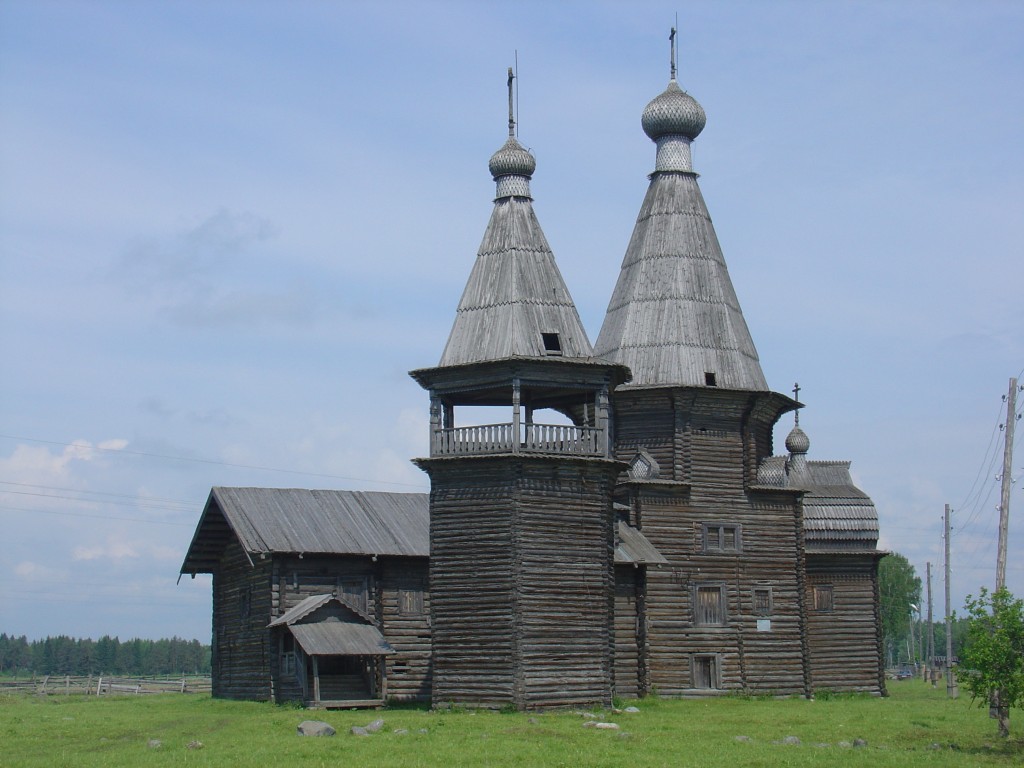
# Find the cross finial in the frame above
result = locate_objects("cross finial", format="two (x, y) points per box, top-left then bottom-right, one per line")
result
(793, 382), (801, 426)
(669, 26), (677, 81)
(507, 67), (515, 137)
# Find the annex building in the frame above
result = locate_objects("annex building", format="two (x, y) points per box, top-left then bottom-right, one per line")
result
(181, 58), (885, 710)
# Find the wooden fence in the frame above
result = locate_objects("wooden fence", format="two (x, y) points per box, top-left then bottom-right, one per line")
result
(0, 674), (212, 697)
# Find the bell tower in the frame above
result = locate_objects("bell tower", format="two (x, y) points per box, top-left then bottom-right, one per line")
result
(411, 70), (629, 709)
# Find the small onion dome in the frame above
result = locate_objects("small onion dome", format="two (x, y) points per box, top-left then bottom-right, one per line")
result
(785, 425), (811, 455)
(489, 136), (536, 180)
(641, 80), (706, 141)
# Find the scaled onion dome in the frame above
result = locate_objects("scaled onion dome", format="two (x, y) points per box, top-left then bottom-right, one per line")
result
(488, 136), (536, 180)
(785, 425), (811, 455)
(641, 79), (706, 141)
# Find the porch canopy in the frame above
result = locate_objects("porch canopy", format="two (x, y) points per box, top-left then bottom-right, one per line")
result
(289, 622), (396, 657)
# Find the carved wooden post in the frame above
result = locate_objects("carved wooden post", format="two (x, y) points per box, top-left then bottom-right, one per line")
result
(512, 378), (521, 453)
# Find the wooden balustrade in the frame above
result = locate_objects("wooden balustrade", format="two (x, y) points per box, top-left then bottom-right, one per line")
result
(432, 423), (602, 457)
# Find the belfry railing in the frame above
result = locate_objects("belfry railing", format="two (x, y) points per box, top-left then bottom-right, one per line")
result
(432, 423), (602, 457)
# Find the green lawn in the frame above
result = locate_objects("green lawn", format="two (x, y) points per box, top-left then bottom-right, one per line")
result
(1, 681), (1021, 767)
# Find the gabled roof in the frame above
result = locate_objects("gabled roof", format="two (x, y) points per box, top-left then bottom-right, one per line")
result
(267, 595), (396, 657)
(616, 521), (668, 565)
(180, 488), (429, 574)
(268, 592), (373, 628)
(438, 196), (594, 366)
(289, 622), (395, 657)
(181, 487), (661, 573)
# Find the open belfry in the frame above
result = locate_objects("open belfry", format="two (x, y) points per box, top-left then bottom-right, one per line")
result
(183, 36), (884, 710)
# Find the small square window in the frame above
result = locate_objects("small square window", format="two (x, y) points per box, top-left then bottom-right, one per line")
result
(398, 586), (424, 616)
(813, 584), (834, 612)
(704, 372), (717, 386)
(753, 587), (773, 617)
(702, 523), (741, 553)
(541, 332), (562, 355)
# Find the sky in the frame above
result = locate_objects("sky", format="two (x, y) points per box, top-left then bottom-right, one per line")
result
(1, 1), (1021, 643)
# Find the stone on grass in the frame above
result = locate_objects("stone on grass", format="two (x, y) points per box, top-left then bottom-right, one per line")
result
(852, 738), (867, 748)
(186, 740), (204, 750)
(623, 706), (640, 713)
(781, 736), (801, 746)
(297, 720), (336, 737)
(364, 719), (385, 733)
(734, 735), (752, 743)
(350, 726), (369, 737)
(393, 728), (409, 736)
(838, 741), (852, 749)
(147, 739), (162, 749)
(594, 722), (620, 730)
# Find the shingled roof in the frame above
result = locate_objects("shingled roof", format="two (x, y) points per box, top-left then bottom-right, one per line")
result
(180, 488), (430, 574)
(757, 456), (880, 552)
(181, 486), (664, 573)
(594, 78), (768, 391)
(437, 108), (593, 367)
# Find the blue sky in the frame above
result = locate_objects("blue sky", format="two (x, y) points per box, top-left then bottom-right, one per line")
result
(1, 1), (1021, 642)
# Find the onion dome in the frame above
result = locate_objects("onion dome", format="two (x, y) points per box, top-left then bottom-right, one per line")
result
(489, 137), (535, 179)
(641, 80), (706, 141)
(785, 425), (811, 455)
(489, 136), (535, 199)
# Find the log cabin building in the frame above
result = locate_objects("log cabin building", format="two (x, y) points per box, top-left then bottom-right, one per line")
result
(181, 55), (885, 709)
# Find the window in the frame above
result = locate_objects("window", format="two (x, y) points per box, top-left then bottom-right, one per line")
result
(692, 654), (720, 689)
(239, 586), (251, 620)
(628, 450), (659, 480)
(703, 523), (741, 553)
(281, 633), (296, 676)
(398, 586), (424, 616)
(694, 584), (727, 626)
(813, 584), (834, 612)
(704, 372), (717, 387)
(339, 578), (368, 613)
(541, 332), (562, 355)
(753, 587), (773, 617)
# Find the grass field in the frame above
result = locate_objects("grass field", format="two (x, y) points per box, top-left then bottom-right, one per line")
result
(1, 680), (1021, 767)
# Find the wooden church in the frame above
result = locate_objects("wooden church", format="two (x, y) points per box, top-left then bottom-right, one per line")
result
(181, 54), (885, 709)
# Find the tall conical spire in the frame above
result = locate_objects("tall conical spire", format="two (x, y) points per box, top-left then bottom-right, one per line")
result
(594, 33), (767, 391)
(437, 69), (593, 367)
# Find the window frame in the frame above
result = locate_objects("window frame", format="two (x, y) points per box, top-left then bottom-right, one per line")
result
(752, 586), (773, 617)
(693, 582), (728, 627)
(691, 653), (721, 689)
(812, 584), (834, 613)
(702, 522), (742, 553)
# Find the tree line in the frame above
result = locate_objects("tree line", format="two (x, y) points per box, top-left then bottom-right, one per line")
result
(0, 634), (211, 676)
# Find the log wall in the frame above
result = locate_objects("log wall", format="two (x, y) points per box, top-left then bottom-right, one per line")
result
(805, 554), (885, 695)
(612, 388), (808, 697)
(424, 455), (620, 709)
(211, 539), (273, 701)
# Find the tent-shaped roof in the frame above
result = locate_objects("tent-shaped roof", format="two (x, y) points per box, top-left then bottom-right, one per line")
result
(594, 79), (767, 391)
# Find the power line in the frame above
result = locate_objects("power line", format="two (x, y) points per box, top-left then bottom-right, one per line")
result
(0, 480), (195, 510)
(0, 433), (429, 490)
(0, 504), (193, 527)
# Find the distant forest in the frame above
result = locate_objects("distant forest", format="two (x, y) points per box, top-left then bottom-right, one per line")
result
(0, 634), (211, 676)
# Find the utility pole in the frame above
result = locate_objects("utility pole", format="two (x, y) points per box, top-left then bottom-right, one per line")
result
(996, 376), (1018, 591)
(927, 561), (935, 679)
(944, 503), (957, 698)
